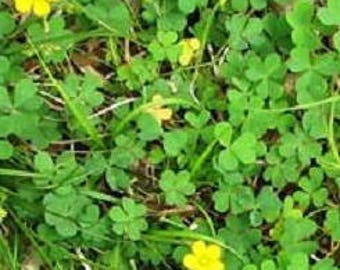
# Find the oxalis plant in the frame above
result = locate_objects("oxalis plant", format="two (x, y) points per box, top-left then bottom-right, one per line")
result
(0, 0), (339, 269)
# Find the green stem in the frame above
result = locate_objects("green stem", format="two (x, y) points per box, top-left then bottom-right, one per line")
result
(328, 94), (340, 164)
(146, 230), (245, 263)
(194, 202), (216, 237)
(0, 168), (43, 178)
(190, 3), (220, 104)
(257, 95), (340, 113)
(190, 139), (218, 179)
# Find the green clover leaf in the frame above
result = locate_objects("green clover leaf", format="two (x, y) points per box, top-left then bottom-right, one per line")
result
(318, 0), (340, 26)
(294, 168), (328, 209)
(324, 209), (340, 241)
(286, 0), (320, 49)
(110, 135), (145, 169)
(109, 198), (148, 240)
(257, 186), (282, 222)
(0, 79), (59, 147)
(0, 12), (15, 38)
(160, 170), (195, 206)
(178, 0), (206, 14)
(86, 0), (132, 36)
(231, 132), (258, 164)
(163, 130), (188, 157)
(43, 186), (93, 238)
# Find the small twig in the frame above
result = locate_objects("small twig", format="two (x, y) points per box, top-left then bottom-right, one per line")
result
(89, 97), (137, 119)
(207, 44), (219, 76)
(150, 205), (196, 217)
(310, 254), (321, 262)
(124, 39), (131, 63)
(51, 133), (108, 145)
(218, 46), (229, 69)
(76, 248), (92, 270)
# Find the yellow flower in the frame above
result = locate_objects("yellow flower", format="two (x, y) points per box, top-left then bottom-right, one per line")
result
(0, 207), (7, 223)
(179, 38), (201, 66)
(145, 95), (172, 123)
(183, 241), (224, 270)
(14, 0), (58, 17)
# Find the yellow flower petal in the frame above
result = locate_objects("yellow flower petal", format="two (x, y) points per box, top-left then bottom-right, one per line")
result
(208, 260), (224, 270)
(179, 51), (194, 66)
(33, 0), (51, 17)
(145, 95), (173, 123)
(206, 244), (222, 260)
(187, 38), (200, 50)
(15, 0), (34, 13)
(183, 254), (199, 270)
(154, 108), (172, 121)
(0, 207), (7, 219)
(178, 38), (200, 66)
(192, 241), (206, 257)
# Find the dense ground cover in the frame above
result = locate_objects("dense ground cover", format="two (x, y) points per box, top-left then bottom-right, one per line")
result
(0, 0), (339, 269)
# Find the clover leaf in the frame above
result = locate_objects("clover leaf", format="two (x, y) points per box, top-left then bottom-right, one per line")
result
(218, 132), (263, 172)
(28, 16), (73, 63)
(0, 12), (15, 38)
(137, 113), (163, 141)
(265, 147), (300, 188)
(160, 170), (195, 206)
(271, 198), (317, 254)
(245, 53), (285, 98)
(231, 0), (249, 12)
(86, 0), (132, 36)
(43, 186), (93, 238)
(217, 215), (261, 258)
(294, 168), (328, 209)
(318, 0), (340, 26)
(109, 198), (148, 240)
(214, 122), (233, 147)
(0, 79), (59, 147)
(278, 127), (322, 166)
(148, 31), (180, 63)
(257, 186), (282, 222)
(110, 135), (145, 169)
(324, 209), (340, 241)
(213, 183), (255, 214)
(163, 130), (188, 157)
(178, 0), (206, 14)
(231, 132), (258, 164)
(286, 0), (320, 50)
